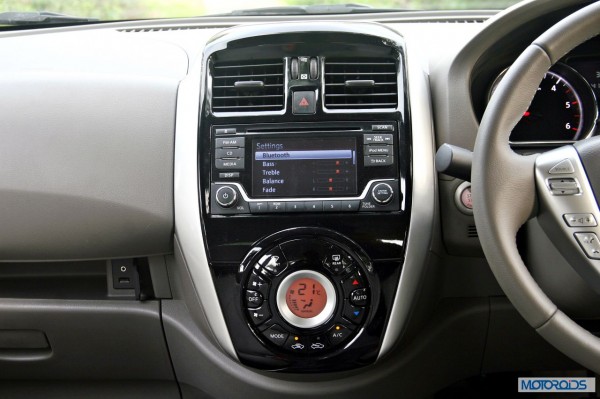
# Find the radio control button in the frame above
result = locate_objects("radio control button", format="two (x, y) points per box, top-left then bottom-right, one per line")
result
(215, 158), (245, 170)
(364, 145), (392, 155)
(364, 155), (394, 167)
(215, 186), (237, 208)
(304, 201), (323, 212)
(341, 200), (360, 212)
(364, 133), (393, 144)
(216, 148), (244, 158)
(214, 127), (237, 135)
(286, 202), (305, 212)
(249, 201), (268, 213)
(262, 325), (289, 347)
(371, 183), (394, 204)
(218, 172), (240, 179)
(371, 124), (394, 131)
(244, 290), (264, 309)
(216, 137), (245, 148)
(323, 201), (342, 212)
(267, 201), (285, 213)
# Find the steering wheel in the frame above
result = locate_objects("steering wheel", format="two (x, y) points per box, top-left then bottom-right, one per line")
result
(473, 1), (600, 373)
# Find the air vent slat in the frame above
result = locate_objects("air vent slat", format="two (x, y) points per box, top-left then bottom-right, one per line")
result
(211, 58), (285, 113)
(324, 57), (398, 111)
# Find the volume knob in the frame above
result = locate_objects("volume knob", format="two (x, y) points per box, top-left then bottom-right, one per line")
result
(215, 186), (237, 208)
(371, 182), (394, 205)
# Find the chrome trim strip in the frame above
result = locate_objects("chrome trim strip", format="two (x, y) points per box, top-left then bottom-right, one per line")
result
(174, 34), (237, 359)
(378, 39), (436, 358)
(214, 179), (395, 203)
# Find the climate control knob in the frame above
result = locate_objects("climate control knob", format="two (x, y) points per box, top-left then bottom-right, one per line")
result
(215, 186), (237, 208)
(371, 182), (394, 205)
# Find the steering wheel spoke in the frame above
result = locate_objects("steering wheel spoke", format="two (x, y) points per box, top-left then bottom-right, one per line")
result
(536, 144), (600, 294)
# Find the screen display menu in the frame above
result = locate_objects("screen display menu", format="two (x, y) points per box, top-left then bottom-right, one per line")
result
(252, 137), (357, 198)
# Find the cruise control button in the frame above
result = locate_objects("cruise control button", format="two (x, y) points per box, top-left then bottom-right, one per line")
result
(248, 305), (271, 326)
(548, 178), (580, 195)
(247, 273), (269, 297)
(564, 213), (597, 227)
(343, 302), (366, 324)
(263, 325), (289, 347)
(549, 159), (575, 174)
(349, 288), (370, 307)
(574, 233), (600, 260)
(244, 290), (263, 308)
(328, 324), (352, 346)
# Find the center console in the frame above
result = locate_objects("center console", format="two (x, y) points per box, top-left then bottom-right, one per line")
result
(196, 24), (412, 372)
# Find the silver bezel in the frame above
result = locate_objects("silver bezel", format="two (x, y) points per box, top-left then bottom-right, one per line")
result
(276, 270), (337, 329)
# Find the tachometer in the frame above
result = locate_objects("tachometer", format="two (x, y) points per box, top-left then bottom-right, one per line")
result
(489, 63), (598, 145)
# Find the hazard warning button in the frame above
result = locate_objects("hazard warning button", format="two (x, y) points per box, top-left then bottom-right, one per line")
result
(292, 91), (316, 115)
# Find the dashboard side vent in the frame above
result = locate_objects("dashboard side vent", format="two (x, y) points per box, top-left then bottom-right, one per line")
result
(467, 225), (478, 238)
(324, 58), (398, 110)
(211, 59), (285, 113)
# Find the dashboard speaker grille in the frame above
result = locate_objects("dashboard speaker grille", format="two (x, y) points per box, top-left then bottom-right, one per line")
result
(211, 59), (285, 113)
(324, 58), (398, 110)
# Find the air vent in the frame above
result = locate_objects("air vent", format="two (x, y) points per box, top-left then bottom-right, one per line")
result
(324, 58), (398, 110)
(211, 59), (285, 113)
(467, 225), (478, 238)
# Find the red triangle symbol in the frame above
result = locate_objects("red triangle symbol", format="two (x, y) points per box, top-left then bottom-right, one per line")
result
(299, 97), (309, 107)
(352, 279), (359, 286)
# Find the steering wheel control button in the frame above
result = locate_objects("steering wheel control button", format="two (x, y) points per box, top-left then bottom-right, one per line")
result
(549, 158), (575, 174)
(276, 270), (337, 329)
(349, 288), (369, 307)
(548, 178), (580, 195)
(215, 186), (237, 208)
(343, 303), (365, 324)
(564, 214), (597, 227)
(371, 183), (394, 204)
(248, 305), (271, 326)
(244, 290), (264, 308)
(263, 325), (289, 347)
(328, 324), (352, 346)
(574, 233), (600, 259)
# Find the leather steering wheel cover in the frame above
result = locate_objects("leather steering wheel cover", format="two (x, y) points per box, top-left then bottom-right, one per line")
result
(472, 1), (600, 373)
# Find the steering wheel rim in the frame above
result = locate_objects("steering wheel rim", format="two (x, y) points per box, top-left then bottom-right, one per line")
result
(472, 1), (600, 373)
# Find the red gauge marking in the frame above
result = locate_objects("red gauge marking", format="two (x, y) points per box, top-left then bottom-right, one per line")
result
(523, 111), (531, 117)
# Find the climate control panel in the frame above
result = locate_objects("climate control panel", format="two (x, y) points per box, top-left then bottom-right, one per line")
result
(238, 232), (376, 362)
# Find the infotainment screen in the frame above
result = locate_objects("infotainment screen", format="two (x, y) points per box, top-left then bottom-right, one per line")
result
(252, 138), (357, 198)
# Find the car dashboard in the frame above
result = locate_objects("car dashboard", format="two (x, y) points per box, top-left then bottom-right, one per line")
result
(0, 1), (598, 398)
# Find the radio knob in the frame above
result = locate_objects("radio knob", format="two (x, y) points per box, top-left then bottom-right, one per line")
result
(215, 186), (238, 208)
(371, 183), (394, 205)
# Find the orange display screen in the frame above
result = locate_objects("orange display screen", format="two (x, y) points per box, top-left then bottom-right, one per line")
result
(285, 277), (327, 318)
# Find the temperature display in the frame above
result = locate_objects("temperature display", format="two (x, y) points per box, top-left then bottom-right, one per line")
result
(285, 277), (328, 319)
